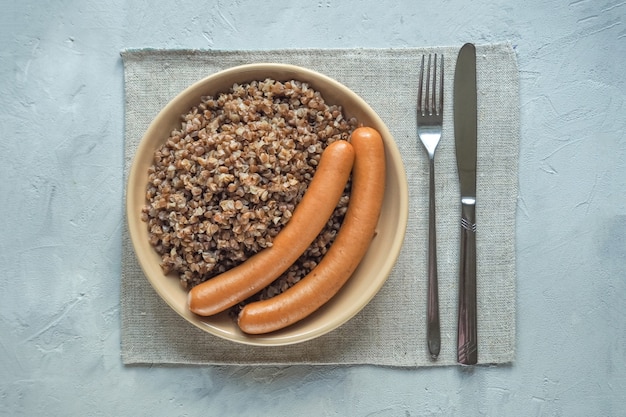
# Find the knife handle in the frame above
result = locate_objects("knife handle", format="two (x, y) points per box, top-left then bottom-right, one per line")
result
(458, 200), (478, 365)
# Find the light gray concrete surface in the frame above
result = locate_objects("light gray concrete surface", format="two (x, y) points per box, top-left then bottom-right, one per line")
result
(1, 0), (625, 415)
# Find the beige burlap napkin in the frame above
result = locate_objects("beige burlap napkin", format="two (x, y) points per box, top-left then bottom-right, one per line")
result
(121, 44), (518, 366)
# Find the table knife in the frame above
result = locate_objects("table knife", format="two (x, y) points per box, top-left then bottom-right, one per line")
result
(454, 43), (478, 365)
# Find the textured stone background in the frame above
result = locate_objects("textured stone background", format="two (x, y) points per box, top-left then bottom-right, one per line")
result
(1, 0), (624, 415)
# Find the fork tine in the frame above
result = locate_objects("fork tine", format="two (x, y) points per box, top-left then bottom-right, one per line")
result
(417, 55), (425, 114)
(431, 54), (437, 115)
(438, 55), (444, 115)
(426, 54), (432, 115)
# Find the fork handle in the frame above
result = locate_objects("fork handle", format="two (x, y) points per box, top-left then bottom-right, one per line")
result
(457, 201), (478, 365)
(427, 158), (440, 359)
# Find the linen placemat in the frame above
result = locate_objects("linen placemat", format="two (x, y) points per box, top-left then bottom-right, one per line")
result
(121, 44), (518, 366)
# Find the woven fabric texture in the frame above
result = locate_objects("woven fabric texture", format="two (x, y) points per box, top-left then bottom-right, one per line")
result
(121, 44), (519, 366)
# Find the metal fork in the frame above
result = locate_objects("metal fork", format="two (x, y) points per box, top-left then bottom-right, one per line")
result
(417, 53), (444, 359)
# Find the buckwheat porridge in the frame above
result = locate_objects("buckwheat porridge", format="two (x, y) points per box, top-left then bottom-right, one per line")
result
(141, 78), (357, 310)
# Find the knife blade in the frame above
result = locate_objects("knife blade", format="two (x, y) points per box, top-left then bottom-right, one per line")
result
(454, 42), (478, 365)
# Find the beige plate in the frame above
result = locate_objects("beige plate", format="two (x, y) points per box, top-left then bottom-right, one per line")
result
(126, 63), (408, 346)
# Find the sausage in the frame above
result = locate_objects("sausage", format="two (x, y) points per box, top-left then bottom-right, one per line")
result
(237, 126), (386, 334)
(188, 139), (355, 316)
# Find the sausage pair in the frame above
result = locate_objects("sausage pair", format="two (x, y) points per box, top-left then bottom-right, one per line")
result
(188, 127), (386, 334)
